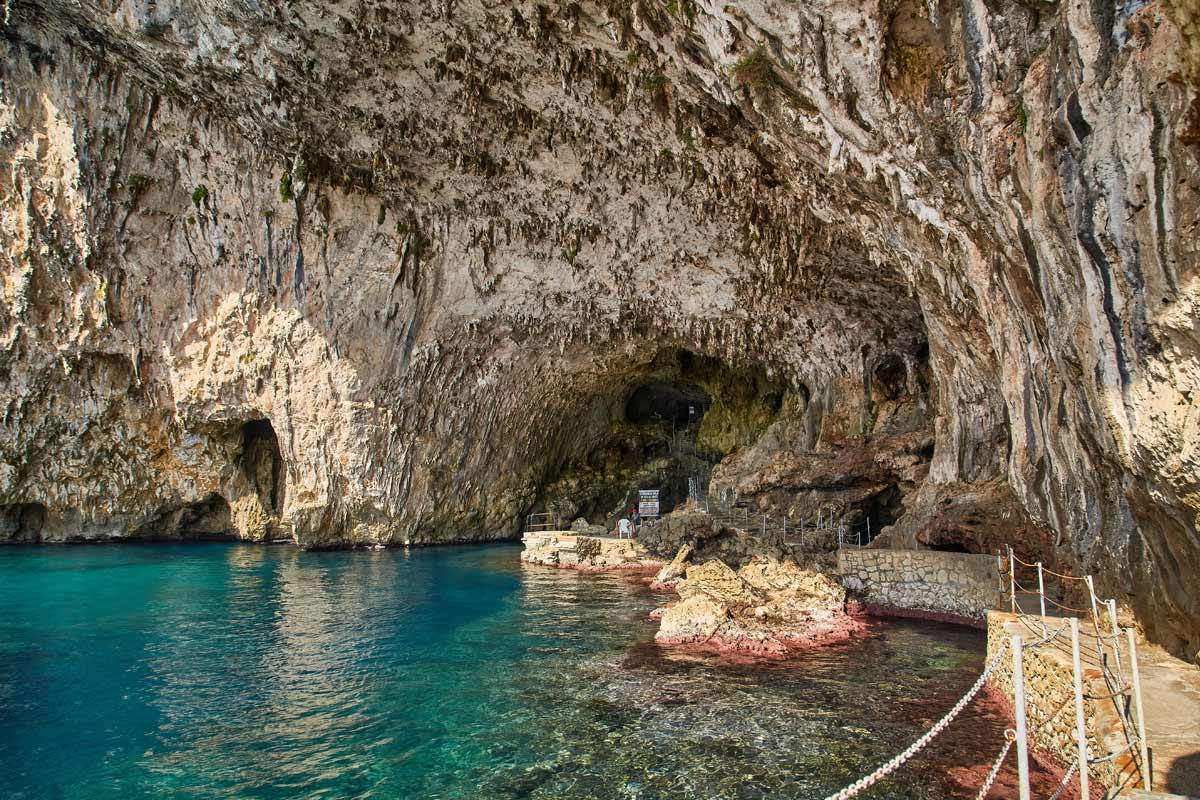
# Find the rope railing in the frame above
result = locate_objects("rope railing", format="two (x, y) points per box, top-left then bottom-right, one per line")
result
(974, 731), (1016, 800)
(822, 640), (1010, 800)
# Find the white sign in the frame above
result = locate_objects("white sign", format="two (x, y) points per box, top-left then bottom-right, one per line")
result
(638, 489), (660, 517)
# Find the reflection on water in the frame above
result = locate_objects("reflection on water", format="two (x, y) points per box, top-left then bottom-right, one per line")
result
(0, 544), (1000, 799)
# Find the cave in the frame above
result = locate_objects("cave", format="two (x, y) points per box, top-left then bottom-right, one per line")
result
(0, 503), (47, 543)
(872, 356), (907, 401)
(861, 485), (904, 544)
(176, 494), (234, 539)
(624, 382), (710, 426)
(241, 419), (284, 516)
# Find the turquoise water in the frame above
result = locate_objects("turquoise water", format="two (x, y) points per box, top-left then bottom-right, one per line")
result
(0, 543), (1004, 799)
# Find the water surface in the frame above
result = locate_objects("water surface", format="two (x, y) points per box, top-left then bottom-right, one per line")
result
(0, 543), (1003, 799)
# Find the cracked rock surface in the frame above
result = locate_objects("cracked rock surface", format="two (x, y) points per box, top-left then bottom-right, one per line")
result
(1, 1), (1199, 660)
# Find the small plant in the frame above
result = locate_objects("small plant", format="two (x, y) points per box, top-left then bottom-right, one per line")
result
(262, 209), (274, 220)
(1014, 98), (1028, 135)
(731, 47), (775, 90)
(625, 49), (640, 66)
(127, 174), (151, 193)
(191, 185), (208, 207)
(644, 73), (668, 93)
(279, 173), (294, 203)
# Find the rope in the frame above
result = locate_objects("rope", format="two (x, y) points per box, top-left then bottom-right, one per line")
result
(1089, 738), (1138, 765)
(1040, 567), (1088, 582)
(1046, 762), (1079, 800)
(1084, 683), (1131, 701)
(1041, 595), (1095, 615)
(974, 731), (1015, 800)
(1010, 552), (1041, 568)
(822, 642), (1009, 800)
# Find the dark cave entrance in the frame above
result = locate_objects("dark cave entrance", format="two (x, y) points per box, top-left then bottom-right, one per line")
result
(861, 484), (904, 543)
(241, 419), (285, 515)
(177, 493), (234, 539)
(0, 502), (47, 542)
(624, 381), (711, 427)
(928, 541), (972, 553)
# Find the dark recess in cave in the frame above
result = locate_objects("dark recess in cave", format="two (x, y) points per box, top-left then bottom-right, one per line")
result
(0, 502), (47, 542)
(241, 419), (285, 515)
(624, 381), (711, 425)
(177, 493), (234, 539)
(872, 355), (907, 400)
(928, 541), (972, 553)
(862, 484), (904, 542)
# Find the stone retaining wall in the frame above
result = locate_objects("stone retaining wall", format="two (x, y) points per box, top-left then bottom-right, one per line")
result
(838, 548), (1003, 621)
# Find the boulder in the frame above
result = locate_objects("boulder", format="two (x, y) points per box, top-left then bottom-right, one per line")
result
(650, 543), (693, 588)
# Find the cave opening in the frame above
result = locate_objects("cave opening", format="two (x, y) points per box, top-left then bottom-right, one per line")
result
(862, 484), (904, 543)
(624, 381), (711, 427)
(0, 502), (47, 542)
(537, 350), (788, 531)
(928, 541), (971, 553)
(176, 494), (234, 539)
(241, 419), (285, 516)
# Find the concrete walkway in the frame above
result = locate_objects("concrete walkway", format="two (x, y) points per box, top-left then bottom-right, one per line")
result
(1135, 641), (1200, 795)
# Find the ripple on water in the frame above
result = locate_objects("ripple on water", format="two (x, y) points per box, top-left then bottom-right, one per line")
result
(0, 544), (1032, 800)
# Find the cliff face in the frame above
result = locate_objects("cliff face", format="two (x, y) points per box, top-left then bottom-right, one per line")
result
(1, 1), (1197, 658)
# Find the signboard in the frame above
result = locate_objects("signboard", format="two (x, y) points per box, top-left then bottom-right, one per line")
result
(638, 489), (660, 518)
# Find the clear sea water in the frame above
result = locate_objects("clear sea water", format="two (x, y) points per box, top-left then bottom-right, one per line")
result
(0, 543), (1031, 799)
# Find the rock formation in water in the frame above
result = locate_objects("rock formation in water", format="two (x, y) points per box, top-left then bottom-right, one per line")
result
(1, 2), (1198, 660)
(655, 556), (862, 655)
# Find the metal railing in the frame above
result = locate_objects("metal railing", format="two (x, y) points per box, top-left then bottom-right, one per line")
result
(1000, 546), (1152, 796)
(524, 512), (561, 533)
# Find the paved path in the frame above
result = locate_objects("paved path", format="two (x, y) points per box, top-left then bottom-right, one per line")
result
(1135, 641), (1200, 795)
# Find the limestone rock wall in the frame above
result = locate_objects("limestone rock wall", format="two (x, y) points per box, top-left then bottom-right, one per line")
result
(0, 1), (1198, 658)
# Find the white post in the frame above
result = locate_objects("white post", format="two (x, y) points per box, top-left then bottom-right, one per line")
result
(762, 515), (767, 536)
(1107, 599), (1124, 679)
(997, 553), (1004, 594)
(1070, 619), (1091, 800)
(1126, 628), (1151, 790)
(867, 516), (871, 543)
(1036, 562), (1046, 618)
(1086, 576), (1099, 620)
(1012, 635), (1032, 800)
(1009, 547), (1017, 614)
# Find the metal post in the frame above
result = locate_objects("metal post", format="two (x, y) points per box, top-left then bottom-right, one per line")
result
(762, 515), (766, 536)
(1086, 576), (1099, 620)
(1107, 599), (1124, 679)
(1126, 627), (1151, 790)
(1070, 619), (1091, 800)
(1012, 635), (1032, 800)
(1009, 547), (1017, 614)
(1037, 562), (1046, 618)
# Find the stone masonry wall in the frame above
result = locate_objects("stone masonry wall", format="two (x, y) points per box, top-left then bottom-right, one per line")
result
(986, 611), (1134, 791)
(838, 549), (1003, 621)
